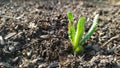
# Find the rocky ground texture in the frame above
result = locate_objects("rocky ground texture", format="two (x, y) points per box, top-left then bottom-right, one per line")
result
(0, 0), (120, 68)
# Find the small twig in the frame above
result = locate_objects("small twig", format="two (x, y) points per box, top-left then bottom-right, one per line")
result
(0, 14), (24, 20)
(0, 15), (15, 19)
(100, 35), (120, 48)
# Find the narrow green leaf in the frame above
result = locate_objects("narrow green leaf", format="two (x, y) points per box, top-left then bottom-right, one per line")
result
(67, 12), (75, 44)
(67, 12), (74, 23)
(79, 14), (99, 45)
(73, 17), (86, 48)
(68, 23), (75, 43)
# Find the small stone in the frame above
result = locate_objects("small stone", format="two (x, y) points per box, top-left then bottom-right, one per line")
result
(8, 46), (16, 52)
(38, 63), (48, 68)
(0, 36), (4, 45)
(27, 50), (32, 58)
(31, 57), (43, 64)
(11, 57), (20, 64)
(40, 35), (50, 39)
(28, 22), (37, 29)
(50, 30), (55, 34)
(49, 62), (59, 68)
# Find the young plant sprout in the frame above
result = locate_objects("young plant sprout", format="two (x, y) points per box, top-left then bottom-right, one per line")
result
(67, 12), (99, 53)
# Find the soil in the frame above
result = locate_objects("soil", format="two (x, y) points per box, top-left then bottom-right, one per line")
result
(0, 0), (120, 68)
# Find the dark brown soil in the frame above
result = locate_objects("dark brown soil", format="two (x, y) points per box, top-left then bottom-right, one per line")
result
(0, 0), (120, 68)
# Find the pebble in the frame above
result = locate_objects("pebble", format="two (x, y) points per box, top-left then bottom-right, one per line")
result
(40, 35), (50, 39)
(38, 63), (48, 68)
(0, 36), (4, 45)
(8, 46), (16, 52)
(31, 57), (43, 64)
(49, 62), (59, 68)
(11, 57), (20, 64)
(27, 50), (32, 58)
(49, 30), (55, 34)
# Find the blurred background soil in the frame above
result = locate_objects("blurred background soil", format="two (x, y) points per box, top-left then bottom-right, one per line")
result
(0, 0), (120, 68)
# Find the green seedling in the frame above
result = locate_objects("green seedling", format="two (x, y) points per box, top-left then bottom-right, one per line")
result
(67, 12), (99, 53)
